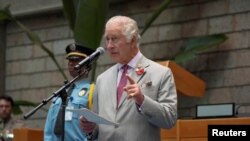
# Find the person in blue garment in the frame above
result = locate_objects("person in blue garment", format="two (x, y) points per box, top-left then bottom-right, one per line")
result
(44, 43), (95, 141)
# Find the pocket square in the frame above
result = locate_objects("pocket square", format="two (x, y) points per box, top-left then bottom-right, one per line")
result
(141, 81), (152, 88)
(145, 81), (152, 87)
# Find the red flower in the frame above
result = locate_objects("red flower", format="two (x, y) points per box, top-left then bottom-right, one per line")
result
(136, 66), (144, 76)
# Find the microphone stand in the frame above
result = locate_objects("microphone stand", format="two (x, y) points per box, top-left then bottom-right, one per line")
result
(24, 68), (87, 141)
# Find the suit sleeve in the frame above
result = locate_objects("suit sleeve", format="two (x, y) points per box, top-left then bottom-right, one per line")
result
(139, 68), (177, 129)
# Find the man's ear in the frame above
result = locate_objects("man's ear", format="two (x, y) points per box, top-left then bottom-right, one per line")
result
(131, 35), (137, 45)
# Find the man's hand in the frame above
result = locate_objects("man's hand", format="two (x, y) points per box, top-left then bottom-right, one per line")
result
(79, 116), (96, 134)
(124, 74), (144, 105)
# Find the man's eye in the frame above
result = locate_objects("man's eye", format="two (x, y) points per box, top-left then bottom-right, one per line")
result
(111, 37), (119, 43)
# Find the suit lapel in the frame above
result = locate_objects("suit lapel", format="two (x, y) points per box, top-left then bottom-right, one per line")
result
(109, 65), (119, 110)
(133, 56), (150, 84)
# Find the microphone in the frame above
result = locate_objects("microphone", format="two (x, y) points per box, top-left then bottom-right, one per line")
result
(74, 47), (105, 70)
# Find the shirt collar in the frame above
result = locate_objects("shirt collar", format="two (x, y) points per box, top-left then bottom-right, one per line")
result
(74, 79), (89, 88)
(117, 51), (142, 71)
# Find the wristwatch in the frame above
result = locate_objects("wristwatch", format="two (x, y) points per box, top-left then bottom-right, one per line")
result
(87, 132), (93, 140)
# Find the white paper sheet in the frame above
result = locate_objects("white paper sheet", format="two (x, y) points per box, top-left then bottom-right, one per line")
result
(67, 108), (118, 126)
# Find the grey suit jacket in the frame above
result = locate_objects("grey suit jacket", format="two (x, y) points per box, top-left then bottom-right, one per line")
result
(92, 56), (177, 141)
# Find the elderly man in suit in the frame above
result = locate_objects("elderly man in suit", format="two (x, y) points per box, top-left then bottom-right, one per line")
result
(80, 15), (177, 141)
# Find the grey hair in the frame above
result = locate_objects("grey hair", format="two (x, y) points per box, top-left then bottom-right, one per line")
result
(106, 16), (141, 48)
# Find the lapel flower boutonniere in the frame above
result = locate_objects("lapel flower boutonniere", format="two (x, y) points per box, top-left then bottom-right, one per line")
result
(136, 64), (145, 76)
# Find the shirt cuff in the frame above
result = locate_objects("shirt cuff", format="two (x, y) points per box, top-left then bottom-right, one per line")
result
(136, 103), (143, 112)
(87, 132), (93, 140)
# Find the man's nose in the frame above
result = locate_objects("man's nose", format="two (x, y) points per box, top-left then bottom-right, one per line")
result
(106, 41), (115, 50)
(1, 106), (7, 110)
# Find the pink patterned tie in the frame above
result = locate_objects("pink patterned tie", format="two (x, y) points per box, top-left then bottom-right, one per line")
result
(117, 65), (129, 106)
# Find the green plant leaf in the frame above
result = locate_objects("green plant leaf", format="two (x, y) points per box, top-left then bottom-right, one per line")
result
(184, 34), (228, 51)
(12, 100), (48, 115)
(141, 0), (172, 35)
(0, 5), (11, 21)
(12, 106), (23, 115)
(16, 20), (67, 79)
(0, 10), (10, 21)
(174, 34), (228, 63)
(62, 0), (76, 30)
(73, 0), (108, 50)
(12, 100), (38, 115)
(0, 6), (67, 79)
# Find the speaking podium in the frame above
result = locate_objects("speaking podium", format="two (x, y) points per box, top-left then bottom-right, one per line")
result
(158, 61), (206, 97)
(13, 128), (43, 141)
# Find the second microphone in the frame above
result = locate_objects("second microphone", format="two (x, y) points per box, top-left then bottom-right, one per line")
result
(74, 47), (105, 70)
